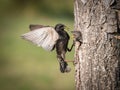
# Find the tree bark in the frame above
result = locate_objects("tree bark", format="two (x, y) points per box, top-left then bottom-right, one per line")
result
(74, 0), (120, 90)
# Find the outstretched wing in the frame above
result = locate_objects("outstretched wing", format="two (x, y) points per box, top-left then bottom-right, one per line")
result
(29, 24), (49, 31)
(21, 26), (59, 51)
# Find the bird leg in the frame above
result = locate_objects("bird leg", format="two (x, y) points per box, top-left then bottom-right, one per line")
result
(67, 40), (75, 52)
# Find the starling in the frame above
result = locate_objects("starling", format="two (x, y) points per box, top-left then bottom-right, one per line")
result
(71, 30), (82, 43)
(21, 23), (74, 73)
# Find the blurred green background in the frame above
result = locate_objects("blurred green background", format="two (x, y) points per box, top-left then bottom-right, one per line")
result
(0, 0), (75, 90)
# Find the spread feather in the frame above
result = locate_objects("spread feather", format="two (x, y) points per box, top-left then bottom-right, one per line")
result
(21, 27), (59, 51)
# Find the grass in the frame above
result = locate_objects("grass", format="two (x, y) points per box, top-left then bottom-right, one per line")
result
(0, 15), (75, 90)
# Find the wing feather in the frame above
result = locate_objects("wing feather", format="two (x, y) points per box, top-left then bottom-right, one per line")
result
(21, 27), (59, 51)
(29, 24), (49, 31)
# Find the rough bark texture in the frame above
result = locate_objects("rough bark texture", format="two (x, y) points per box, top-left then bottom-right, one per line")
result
(74, 0), (120, 90)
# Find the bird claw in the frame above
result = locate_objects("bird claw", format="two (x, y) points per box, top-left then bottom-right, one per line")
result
(65, 60), (76, 66)
(73, 60), (78, 65)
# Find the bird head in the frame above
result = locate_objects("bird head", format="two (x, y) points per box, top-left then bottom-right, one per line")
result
(55, 24), (69, 32)
(55, 23), (65, 31)
(71, 31), (83, 43)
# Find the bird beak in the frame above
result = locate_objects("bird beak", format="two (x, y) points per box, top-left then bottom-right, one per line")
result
(64, 26), (70, 31)
(72, 35), (75, 38)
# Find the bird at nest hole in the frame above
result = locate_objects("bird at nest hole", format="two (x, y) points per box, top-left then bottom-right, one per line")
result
(21, 23), (74, 73)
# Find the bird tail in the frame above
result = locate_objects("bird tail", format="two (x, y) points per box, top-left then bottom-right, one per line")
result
(59, 60), (71, 73)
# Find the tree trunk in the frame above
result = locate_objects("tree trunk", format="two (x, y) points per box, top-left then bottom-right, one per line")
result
(74, 0), (120, 90)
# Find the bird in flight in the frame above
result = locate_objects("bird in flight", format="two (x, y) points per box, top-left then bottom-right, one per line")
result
(21, 23), (74, 73)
